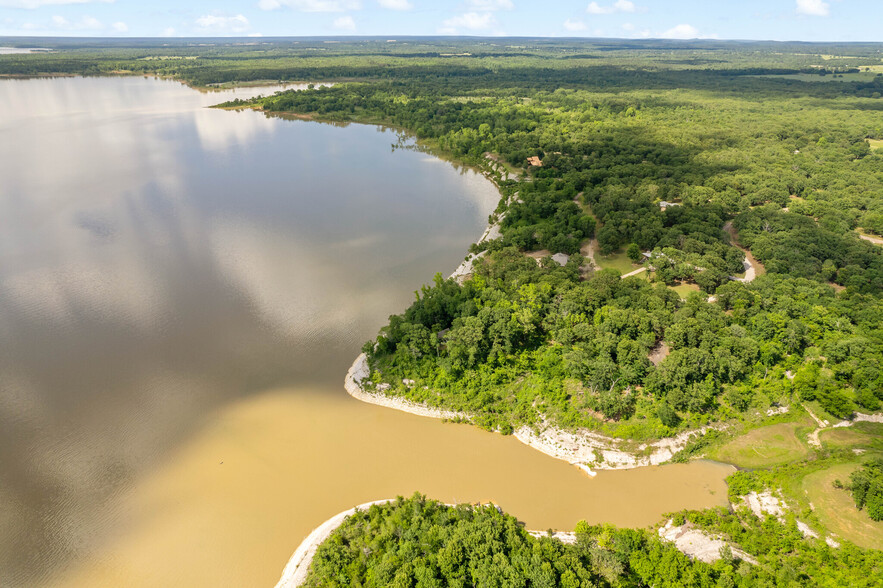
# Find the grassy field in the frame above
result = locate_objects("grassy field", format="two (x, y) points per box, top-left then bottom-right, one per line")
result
(820, 427), (875, 450)
(870, 139), (883, 151)
(669, 282), (700, 299)
(803, 463), (883, 550)
(711, 421), (811, 468)
(596, 250), (641, 274)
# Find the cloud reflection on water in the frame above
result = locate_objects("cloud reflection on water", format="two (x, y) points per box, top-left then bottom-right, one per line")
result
(0, 75), (498, 586)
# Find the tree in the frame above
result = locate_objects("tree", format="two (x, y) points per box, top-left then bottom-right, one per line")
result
(849, 460), (883, 521)
(657, 403), (680, 427)
(627, 242), (642, 264)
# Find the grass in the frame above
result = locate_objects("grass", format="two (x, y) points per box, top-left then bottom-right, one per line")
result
(669, 282), (700, 299)
(818, 422), (883, 452)
(803, 400), (840, 425)
(803, 463), (883, 550)
(710, 421), (810, 469)
(869, 139), (883, 151)
(820, 427), (874, 450)
(596, 250), (641, 274)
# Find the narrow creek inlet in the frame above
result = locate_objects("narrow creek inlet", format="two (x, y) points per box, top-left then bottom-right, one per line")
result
(0, 76), (732, 588)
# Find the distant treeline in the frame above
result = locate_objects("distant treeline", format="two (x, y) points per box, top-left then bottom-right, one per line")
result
(7, 37), (882, 437)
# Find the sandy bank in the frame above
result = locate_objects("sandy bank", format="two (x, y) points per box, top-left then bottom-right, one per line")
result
(448, 219), (502, 284)
(274, 500), (392, 588)
(345, 354), (469, 420)
(658, 519), (758, 565)
(514, 422), (715, 473)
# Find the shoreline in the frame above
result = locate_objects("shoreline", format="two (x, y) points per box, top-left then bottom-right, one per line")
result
(345, 353), (714, 475)
(275, 499), (576, 588)
(344, 354), (469, 420)
(339, 147), (716, 474)
(274, 500), (393, 588)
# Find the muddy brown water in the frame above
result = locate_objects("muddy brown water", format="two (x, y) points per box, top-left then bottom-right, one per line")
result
(0, 76), (732, 587)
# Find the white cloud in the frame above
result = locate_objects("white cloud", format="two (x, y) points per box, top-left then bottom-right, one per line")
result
(195, 14), (250, 34)
(378, 0), (411, 9)
(333, 15), (356, 30)
(466, 0), (513, 10)
(161, 27), (176, 37)
(621, 22), (634, 31)
(0, 0), (113, 8)
(80, 15), (101, 28)
(659, 23), (714, 39)
(441, 11), (494, 31)
(259, 0), (361, 11)
(563, 19), (587, 32)
(49, 14), (103, 30)
(111, 21), (127, 32)
(587, 0), (635, 14)
(796, 0), (829, 16)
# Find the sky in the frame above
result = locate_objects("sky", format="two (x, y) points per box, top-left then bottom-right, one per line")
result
(0, 0), (881, 42)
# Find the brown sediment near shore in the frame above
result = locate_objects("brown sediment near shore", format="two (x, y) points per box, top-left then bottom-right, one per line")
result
(345, 353), (717, 476)
(335, 136), (730, 475)
(274, 500), (393, 588)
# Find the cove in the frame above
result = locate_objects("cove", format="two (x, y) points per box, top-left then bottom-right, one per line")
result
(0, 76), (732, 587)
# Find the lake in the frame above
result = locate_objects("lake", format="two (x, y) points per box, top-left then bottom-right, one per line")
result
(0, 76), (733, 587)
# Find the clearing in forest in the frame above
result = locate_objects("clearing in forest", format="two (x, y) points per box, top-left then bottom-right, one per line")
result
(820, 422), (883, 451)
(711, 421), (810, 468)
(803, 463), (883, 550)
(595, 250), (641, 274)
(669, 282), (700, 299)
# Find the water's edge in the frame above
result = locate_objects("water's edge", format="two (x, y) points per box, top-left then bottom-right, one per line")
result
(275, 499), (577, 588)
(344, 353), (716, 476)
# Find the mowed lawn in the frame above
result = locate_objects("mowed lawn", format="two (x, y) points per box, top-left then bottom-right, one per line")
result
(869, 139), (883, 151)
(711, 422), (810, 468)
(803, 463), (883, 550)
(596, 250), (642, 274)
(670, 282), (700, 299)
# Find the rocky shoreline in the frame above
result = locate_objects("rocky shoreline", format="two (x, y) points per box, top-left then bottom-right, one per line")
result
(345, 353), (714, 475)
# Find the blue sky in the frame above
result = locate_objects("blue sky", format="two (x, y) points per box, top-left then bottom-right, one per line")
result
(0, 0), (880, 42)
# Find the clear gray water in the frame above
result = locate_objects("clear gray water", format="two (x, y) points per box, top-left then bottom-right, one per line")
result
(0, 76), (500, 585)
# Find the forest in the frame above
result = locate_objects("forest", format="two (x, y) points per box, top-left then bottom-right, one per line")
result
(213, 39), (883, 438)
(304, 493), (883, 587)
(7, 42), (880, 412)
(5, 36), (882, 581)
